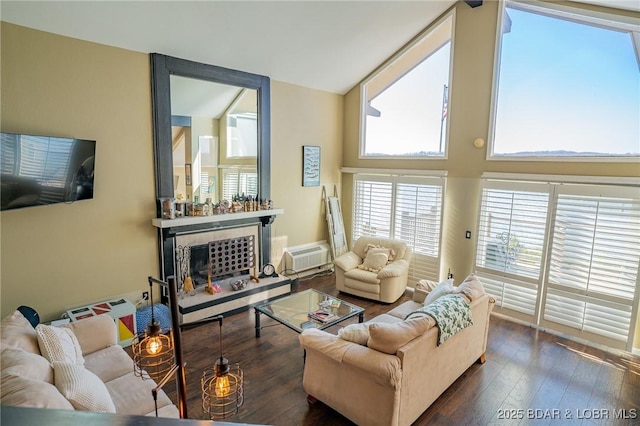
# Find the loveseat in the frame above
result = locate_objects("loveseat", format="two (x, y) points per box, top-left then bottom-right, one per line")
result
(299, 274), (494, 426)
(0, 310), (179, 418)
(334, 236), (412, 303)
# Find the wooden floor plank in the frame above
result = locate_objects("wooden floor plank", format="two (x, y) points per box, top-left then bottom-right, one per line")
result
(156, 272), (640, 425)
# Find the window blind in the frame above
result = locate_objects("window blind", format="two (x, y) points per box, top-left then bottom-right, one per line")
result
(475, 181), (550, 322)
(542, 185), (640, 349)
(353, 174), (444, 283)
(222, 168), (257, 201)
(475, 177), (640, 351)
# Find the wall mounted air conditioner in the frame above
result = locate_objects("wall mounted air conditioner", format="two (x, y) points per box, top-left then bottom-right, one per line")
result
(283, 241), (331, 275)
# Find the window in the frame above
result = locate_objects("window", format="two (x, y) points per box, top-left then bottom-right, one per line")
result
(360, 13), (454, 158)
(475, 176), (640, 351)
(221, 167), (257, 201)
(490, 1), (640, 160)
(543, 186), (640, 344)
(226, 112), (257, 158)
(475, 181), (551, 321)
(352, 174), (445, 283)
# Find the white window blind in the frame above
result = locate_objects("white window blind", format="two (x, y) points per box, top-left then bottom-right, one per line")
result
(475, 177), (640, 351)
(353, 174), (444, 283)
(353, 177), (393, 238)
(199, 172), (209, 202)
(475, 181), (550, 322)
(222, 168), (257, 201)
(542, 185), (640, 349)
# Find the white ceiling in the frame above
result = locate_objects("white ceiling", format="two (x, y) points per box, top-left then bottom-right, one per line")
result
(2, 1), (638, 95)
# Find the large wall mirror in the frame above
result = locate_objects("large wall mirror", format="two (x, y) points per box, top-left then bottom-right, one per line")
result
(151, 53), (270, 203)
(170, 76), (258, 204)
(150, 53), (271, 265)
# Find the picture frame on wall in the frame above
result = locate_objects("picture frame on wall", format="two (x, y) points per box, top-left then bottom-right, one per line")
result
(302, 145), (320, 187)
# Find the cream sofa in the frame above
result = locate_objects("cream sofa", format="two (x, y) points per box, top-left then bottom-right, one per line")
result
(0, 310), (179, 418)
(334, 236), (412, 303)
(299, 275), (494, 426)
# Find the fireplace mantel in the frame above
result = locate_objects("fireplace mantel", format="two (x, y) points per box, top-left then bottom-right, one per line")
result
(151, 208), (284, 229)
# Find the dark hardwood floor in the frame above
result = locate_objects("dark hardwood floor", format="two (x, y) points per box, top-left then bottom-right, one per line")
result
(164, 272), (640, 425)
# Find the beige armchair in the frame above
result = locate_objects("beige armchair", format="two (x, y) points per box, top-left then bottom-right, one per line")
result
(333, 236), (412, 303)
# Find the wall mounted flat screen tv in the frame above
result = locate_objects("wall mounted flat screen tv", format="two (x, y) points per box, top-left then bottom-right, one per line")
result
(1, 132), (96, 211)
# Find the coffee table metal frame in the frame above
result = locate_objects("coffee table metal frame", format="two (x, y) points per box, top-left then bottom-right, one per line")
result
(254, 289), (364, 337)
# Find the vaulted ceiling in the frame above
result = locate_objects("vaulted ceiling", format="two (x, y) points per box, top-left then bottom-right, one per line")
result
(2, 1), (638, 95)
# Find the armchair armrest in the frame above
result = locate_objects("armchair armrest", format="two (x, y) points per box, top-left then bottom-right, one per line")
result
(377, 259), (409, 279)
(62, 314), (118, 356)
(333, 251), (362, 272)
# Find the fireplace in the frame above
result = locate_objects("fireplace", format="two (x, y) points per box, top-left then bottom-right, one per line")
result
(152, 210), (290, 323)
(174, 226), (259, 290)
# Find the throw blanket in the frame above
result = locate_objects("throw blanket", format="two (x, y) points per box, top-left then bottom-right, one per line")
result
(405, 294), (473, 346)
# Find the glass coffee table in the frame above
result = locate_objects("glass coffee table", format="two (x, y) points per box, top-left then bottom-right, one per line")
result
(254, 289), (364, 337)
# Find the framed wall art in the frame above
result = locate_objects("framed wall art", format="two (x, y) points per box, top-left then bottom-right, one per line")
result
(302, 145), (320, 187)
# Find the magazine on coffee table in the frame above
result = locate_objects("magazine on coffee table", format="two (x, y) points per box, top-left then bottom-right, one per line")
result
(308, 309), (337, 323)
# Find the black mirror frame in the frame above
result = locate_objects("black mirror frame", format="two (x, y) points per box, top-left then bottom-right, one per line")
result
(150, 53), (272, 267)
(150, 53), (270, 202)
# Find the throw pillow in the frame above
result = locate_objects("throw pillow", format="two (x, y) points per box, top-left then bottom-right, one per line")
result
(0, 346), (54, 383)
(423, 278), (454, 306)
(367, 317), (433, 354)
(0, 373), (75, 410)
(52, 361), (116, 413)
(358, 250), (389, 273)
(0, 311), (40, 354)
(365, 244), (396, 261)
(415, 279), (439, 292)
(337, 323), (370, 345)
(35, 324), (84, 366)
(358, 244), (397, 273)
(454, 273), (486, 302)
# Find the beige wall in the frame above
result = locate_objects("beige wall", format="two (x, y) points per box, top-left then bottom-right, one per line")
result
(0, 23), (344, 322)
(0, 23), (157, 321)
(270, 80), (344, 268)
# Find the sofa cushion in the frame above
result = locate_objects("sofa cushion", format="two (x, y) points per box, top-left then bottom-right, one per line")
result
(0, 311), (40, 354)
(83, 345), (135, 383)
(52, 361), (116, 413)
(0, 372), (75, 410)
(62, 314), (118, 356)
(423, 279), (454, 305)
(454, 273), (486, 302)
(344, 269), (381, 285)
(35, 323), (84, 366)
(338, 323), (370, 345)
(367, 316), (434, 354)
(105, 371), (174, 416)
(386, 301), (422, 320)
(0, 346), (54, 383)
(368, 313), (403, 324)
